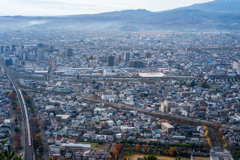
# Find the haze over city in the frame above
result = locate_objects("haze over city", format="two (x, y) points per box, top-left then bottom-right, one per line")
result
(1, 0), (240, 160)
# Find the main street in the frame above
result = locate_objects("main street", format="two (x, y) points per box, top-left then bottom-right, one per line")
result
(0, 61), (34, 160)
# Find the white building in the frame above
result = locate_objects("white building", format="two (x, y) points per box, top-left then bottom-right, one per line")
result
(101, 94), (117, 101)
(233, 61), (240, 75)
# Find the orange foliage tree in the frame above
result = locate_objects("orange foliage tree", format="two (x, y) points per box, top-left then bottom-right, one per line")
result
(111, 148), (119, 159)
(14, 141), (21, 150)
(168, 147), (177, 156)
(142, 145), (148, 153)
(113, 144), (122, 151)
(136, 144), (141, 151)
(34, 117), (39, 124)
(34, 133), (42, 140)
(16, 106), (21, 113)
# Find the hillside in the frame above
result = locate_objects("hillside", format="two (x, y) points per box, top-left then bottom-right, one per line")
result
(0, 0), (240, 30)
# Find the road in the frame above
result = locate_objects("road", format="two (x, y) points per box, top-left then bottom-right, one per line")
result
(0, 62), (34, 160)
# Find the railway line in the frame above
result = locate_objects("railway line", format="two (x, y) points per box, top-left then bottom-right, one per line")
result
(0, 62), (34, 160)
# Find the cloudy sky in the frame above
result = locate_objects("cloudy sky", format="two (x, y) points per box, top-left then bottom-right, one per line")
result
(0, 0), (213, 16)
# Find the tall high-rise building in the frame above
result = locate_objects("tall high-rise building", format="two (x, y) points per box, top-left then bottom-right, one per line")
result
(49, 45), (54, 52)
(67, 48), (73, 57)
(38, 49), (45, 60)
(1, 46), (5, 54)
(129, 60), (145, 68)
(11, 44), (16, 52)
(124, 52), (130, 62)
(144, 52), (151, 58)
(29, 52), (36, 61)
(23, 52), (29, 61)
(107, 55), (114, 66)
(233, 61), (240, 75)
(4, 49), (9, 58)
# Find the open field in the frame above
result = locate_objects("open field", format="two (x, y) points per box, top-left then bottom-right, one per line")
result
(129, 154), (190, 160)
(193, 157), (210, 160)
(210, 85), (217, 89)
(80, 142), (111, 151)
(81, 142), (101, 148)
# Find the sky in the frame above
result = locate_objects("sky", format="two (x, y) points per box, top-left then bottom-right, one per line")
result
(0, 0), (214, 16)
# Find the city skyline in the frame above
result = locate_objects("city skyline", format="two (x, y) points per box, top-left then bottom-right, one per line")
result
(0, 0), (213, 16)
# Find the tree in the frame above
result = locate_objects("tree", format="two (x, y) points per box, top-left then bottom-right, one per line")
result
(14, 117), (18, 125)
(34, 133), (42, 140)
(14, 141), (21, 150)
(200, 81), (210, 88)
(169, 147), (177, 156)
(224, 143), (227, 148)
(204, 143), (211, 151)
(111, 148), (119, 159)
(14, 127), (20, 134)
(14, 135), (21, 142)
(0, 141), (22, 160)
(13, 156), (22, 160)
(36, 128), (41, 133)
(136, 144), (141, 151)
(34, 117), (39, 124)
(113, 144), (122, 151)
(144, 155), (157, 160)
(149, 147), (154, 153)
(205, 130), (208, 137)
(175, 156), (181, 160)
(4, 145), (16, 160)
(142, 145), (148, 153)
(16, 106), (21, 113)
(38, 145), (44, 153)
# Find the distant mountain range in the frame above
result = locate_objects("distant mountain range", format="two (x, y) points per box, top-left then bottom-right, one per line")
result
(1, 0), (240, 30)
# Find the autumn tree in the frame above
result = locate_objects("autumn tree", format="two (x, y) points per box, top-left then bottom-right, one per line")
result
(16, 106), (21, 113)
(113, 144), (122, 151)
(34, 117), (39, 124)
(142, 145), (148, 153)
(13, 135), (21, 142)
(24, 95), (30, 100)
(14, 141), (21, 150)
(204, 130), (208, 137)
(204, 143), (211, 151)
(111, 148), (119, 160)
(169, 147), (177, 156)
(136, 144), (141, 151)
(33, 133), (42, 140)
(224, 143), (227, 148)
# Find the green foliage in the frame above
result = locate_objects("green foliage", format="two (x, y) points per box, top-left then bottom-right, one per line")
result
(0, 140), (22, 160)
(14, 127), (20, 133)
(38, 145), (44, 153)
(144, 155), (157, 160)
(186, 80), (196, 87)
(199, 81), (210, 88)
(14, 117), (18, 125)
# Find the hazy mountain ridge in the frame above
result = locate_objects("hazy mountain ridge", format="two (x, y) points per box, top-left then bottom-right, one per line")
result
(1, 0), (240, 30)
